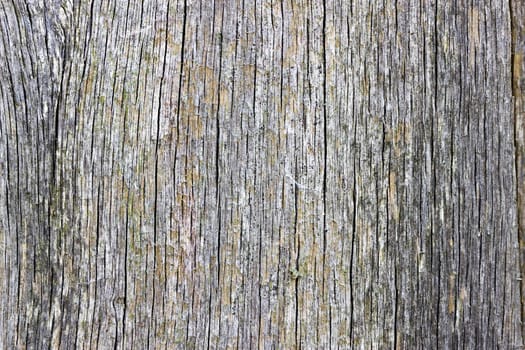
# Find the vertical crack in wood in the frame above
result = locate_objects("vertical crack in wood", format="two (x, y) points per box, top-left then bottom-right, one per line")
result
(321, 0), (330, 347)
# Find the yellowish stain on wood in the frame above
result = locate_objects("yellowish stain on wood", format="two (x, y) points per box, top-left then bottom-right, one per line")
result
(448, 273), (456, 314)
(389, 171), (399, 222)
(468, 7), (480, 70)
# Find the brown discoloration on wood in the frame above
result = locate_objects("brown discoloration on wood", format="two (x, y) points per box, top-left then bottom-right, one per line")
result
(512, 0), (525, 342)
(468, 7), (480, 70)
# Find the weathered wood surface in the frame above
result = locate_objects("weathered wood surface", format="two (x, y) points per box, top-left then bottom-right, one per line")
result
(0, 0), (523, 348)
(514, 0), (525, 344)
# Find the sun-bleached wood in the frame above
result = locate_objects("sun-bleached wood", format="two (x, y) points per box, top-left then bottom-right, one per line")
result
(1, 0), (524, 348)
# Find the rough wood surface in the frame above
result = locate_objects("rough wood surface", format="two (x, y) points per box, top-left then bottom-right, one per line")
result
(513, 0), (525, 344)
(0, 0), (523, 348)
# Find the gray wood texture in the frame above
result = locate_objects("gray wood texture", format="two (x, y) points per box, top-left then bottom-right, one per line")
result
(0, 0), (524, 348)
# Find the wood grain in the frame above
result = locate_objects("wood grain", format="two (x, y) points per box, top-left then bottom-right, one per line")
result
(0, 0), (523, 348)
